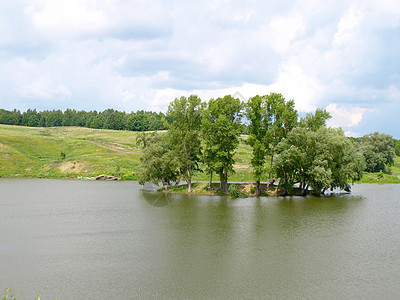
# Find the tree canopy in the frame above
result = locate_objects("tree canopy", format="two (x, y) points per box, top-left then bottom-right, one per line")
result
(167, 95), (203, 192)
(360, 132), (395, 173)
(274, 127), (364, 195)
(395, 140), (400, 157)
(201, 95), (243, 193)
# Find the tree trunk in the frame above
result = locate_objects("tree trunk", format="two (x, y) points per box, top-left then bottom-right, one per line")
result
(187, 165), (192, 193)
(162, 169), (168, 191)
(223, 171), (228, 193)
(301, 184), (309, 196)
(256, 180), (261, 196)
(208, 172), (213, 190)
(266, 153), (274, 192)
(175, 168), (183, 185)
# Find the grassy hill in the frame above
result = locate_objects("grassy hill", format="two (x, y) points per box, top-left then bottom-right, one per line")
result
(0, 124), (399, 183)
(0, 125), (142, 180)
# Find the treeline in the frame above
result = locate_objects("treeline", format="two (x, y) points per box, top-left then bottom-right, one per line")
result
(139, 93), (397, 196)
(0, 108), (170, 131)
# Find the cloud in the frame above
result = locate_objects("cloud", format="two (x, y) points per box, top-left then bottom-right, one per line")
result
(24, 0), (173, 40)
(333, 6), (364, 47)
(0, 0), (399, 137)
(326, 103), (374, 128)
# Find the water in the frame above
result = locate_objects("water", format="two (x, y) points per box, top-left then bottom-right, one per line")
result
(0, 179), (399, 299)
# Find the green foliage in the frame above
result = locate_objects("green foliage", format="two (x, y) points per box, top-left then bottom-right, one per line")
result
(360, 132), (395, 173)
(395, 140), (400, 156)
(0, 108), (169, 131)
(138, 133), (179, 188)
(245, 95), (268, 194)
(299, 108), (331, 132)
(264, 93), (298, 190)
(274, 127), (364, 195)
(167, 95), (203, 192)
(228, 184), (248, 198)
(201, 95), (243, 192)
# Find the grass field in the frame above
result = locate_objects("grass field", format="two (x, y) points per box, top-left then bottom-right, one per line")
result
(0, 124), (399, 183)
(0, 124), (142, 180)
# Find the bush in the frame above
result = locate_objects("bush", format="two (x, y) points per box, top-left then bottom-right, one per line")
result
(250, 185), (256, 194)
(228, 184), (248, 198)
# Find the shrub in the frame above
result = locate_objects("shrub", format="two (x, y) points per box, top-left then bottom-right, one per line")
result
(228, 184), (248, 198)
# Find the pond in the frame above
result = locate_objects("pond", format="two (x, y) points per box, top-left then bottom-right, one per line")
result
(0, 179), (399, 299)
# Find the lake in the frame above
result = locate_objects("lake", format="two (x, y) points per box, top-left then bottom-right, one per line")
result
(1, 179), (399, 299)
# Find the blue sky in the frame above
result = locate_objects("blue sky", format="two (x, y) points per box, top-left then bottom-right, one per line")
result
(0, 0), (399, 138)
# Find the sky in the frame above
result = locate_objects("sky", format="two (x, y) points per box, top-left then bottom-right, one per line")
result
(0, 0), (399, 138)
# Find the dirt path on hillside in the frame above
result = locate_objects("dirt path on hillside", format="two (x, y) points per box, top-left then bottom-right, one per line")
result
(89, 141), (137, 154)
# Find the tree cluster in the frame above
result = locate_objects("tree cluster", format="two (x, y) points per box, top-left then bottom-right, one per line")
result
(139, 93), (369, 196)
(358, 132), (395, 173)
(139, 95), (243, 193)
(0, 108), (170, 131)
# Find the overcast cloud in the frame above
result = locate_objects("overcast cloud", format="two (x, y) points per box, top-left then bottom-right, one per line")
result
(0, 0), (399, 137)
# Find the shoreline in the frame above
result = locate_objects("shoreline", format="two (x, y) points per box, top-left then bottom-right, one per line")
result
(1, 173), (400, 184)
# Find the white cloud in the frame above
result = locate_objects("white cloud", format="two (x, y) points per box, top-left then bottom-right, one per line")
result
(24, 1), (109, 38)
(268, 63), (322, 111)
(333, 6), (364, 47)
(326, 103), (374, 127)
(0, 0), (399, 136)
(267, 14), (306, 55)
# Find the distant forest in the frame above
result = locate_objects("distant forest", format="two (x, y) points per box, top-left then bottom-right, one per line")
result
(0, 108), (171, 131)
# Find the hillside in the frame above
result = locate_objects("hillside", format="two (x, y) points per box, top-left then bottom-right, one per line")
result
(0, 124), (399, 183)
(0, 125), (142, 180)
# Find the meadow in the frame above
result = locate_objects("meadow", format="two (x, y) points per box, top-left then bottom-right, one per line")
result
(0, 125), (141, 180)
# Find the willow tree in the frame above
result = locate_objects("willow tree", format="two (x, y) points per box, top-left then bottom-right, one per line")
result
(202, 95), (242, 193)
(273, 127), (364, 195)
(138, 133), (179, 190)
(167, 95), (203, 192)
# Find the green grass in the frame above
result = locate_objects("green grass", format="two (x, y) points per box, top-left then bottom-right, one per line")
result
(391, 156), (400, 175)
(0, 125), (142, 180)
(357, 171), (400, 184)
(355, 156), (400, 184)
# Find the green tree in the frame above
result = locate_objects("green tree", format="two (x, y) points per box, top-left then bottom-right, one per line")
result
(360, 132), (395, 173)
(264, 93), (298, 191)
(138, 133), (179, 190)
(202, 95), (242, 193)
(245, 95), (268, 195)
(299, 108), (331, 132)
(167, 95), (203, 192)
(274, 127), (364, 195)
(136, 132), (156, 148)
(395, 140), (400, 156)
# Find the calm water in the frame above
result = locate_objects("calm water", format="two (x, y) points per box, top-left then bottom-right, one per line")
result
(0, 179), (399, 299)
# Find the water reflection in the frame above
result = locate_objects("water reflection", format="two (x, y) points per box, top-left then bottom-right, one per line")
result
(2, 180), (397, 299)
(142, 190), (172, 207)
(138, 191), (365, 298)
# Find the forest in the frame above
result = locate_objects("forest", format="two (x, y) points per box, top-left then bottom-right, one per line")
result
(0, 108), (170, 131)
(138, 93), (398, 196)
